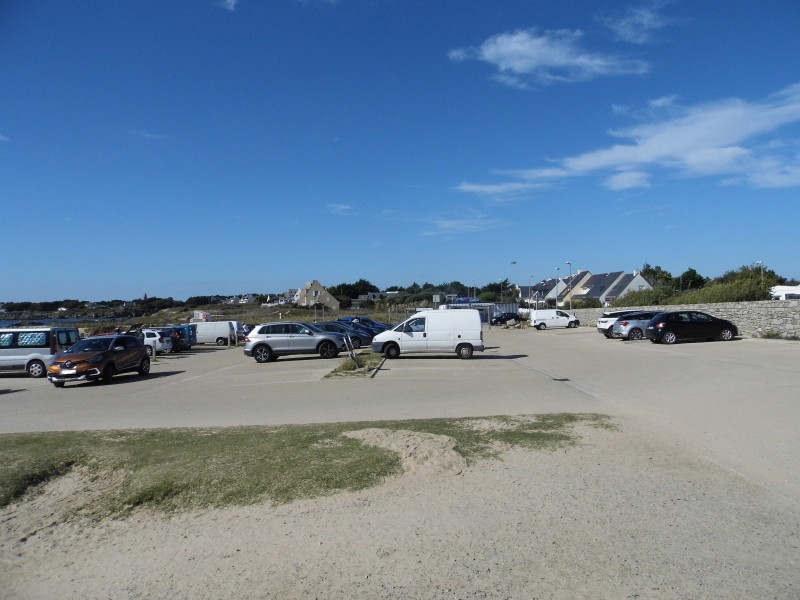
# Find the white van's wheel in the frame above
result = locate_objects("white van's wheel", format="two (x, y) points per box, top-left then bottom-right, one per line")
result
(27, 360), (46, 378)
(536, 323), (547, 330)
(216, 337), (227, 346)
(384, 343), (400, 359)
(568, 321), (577, 328)
(456, 344), (473, 359)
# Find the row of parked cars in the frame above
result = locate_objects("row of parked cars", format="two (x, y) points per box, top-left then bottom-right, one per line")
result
(597, 309), (738, 344)
(242, 316), (392, 363)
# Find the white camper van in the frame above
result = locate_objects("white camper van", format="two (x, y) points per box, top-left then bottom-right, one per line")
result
(531, 310), (580, 330)
(194, 321), (236, 345)
(371, 309), (484, 359)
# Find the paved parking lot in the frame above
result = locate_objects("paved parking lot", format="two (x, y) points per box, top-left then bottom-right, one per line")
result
(2, 328), (799, 502)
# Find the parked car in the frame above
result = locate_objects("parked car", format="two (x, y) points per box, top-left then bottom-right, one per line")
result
(243, 322), (347, 363)
(490, 312), (524, 326)
(338, 316), (390, 333)
(645, 311), (738, 344)
(47, 334), (150, 387)
(142, 329), (172, 356)
(611, 311), (663, 340)
(371, 309), (484, 359)
(531, 310), (579, 330)
(313, 321), (372, 349)
(596, 310), (640, 338)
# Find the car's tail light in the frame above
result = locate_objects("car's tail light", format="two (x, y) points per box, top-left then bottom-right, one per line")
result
(619, 321), (630, 326)
(656, 322), (665, 329)
(244, 337), (251, 342)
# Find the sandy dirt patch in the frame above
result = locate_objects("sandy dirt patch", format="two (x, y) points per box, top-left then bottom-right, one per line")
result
(1, 419), (798, 599)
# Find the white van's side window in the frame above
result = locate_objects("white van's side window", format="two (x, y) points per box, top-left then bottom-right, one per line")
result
(17, 332), (49, 348)
(406, 318), (426, 333)
(0, 333), (12, 347)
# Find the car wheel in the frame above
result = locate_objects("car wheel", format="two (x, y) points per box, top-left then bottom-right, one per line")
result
(145, 345), (154, 357)
(536, 323), (546, 330)
(138, 357), (151, 376)
(100, 364), (115, 383)
(53, 381), (65, 388)
(216, 337), (227, 346)
(456, 344), (473, 359)
(384, 343), (400, 359)
(629, 328), (643, 340)
(567, 321), (577, 328)
(720, 328), (734, 341)
(27, 360), (46, 378)
(318, 341), (338, 359)
(253, 345), (272, 363)
(351, 337), (362, 349)
(662, 331), (678, 345)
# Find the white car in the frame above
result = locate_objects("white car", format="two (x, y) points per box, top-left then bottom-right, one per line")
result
(142, 329), (172, 356)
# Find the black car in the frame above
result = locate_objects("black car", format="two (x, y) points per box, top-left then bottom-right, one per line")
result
(491, 312), (523, 326)
(645, 311), (738, 344)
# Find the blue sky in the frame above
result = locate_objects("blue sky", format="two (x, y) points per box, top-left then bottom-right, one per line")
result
(2, 0), (799, 301)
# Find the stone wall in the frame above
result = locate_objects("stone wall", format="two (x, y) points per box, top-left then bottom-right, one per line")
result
(569, 300), (800, 339)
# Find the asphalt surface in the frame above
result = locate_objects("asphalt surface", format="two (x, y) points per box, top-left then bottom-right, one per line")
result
(2, 327), (799, 503)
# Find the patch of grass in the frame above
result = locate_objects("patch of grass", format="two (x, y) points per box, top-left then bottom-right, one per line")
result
(326, 350), (385, 377)
(761, 330), (800, 340)
(0, 413), (613, 516)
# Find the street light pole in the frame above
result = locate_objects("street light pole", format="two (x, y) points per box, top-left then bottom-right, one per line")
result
(528, 274), (533, 307)
(554, 267), (560, 308)
(757, 261), (764, 287)
(566, 261), (572, 312)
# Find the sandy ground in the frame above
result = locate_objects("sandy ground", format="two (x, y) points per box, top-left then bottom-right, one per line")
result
(2, 418), (798, 599)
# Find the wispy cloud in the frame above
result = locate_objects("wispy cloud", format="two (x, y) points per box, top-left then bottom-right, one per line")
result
(219, 0), (239, 11)
(601, 1), (673, 44)
(449, 28), (649, 88)
(129, 129), (168, 140)
(327, 203), (354, 215)
(459, 83), (800, 193)
(0, 134), (8, 142)
(421, 212), (508, 237)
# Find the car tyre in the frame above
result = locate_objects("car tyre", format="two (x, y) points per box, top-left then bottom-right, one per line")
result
(720, 328), (734, 341)
(351, 337), (362, 349)
(145, 345), (154, 357)
(216, 337), (227, 346)
(456, 344), (473, 359)
(27, 360), (46, 378)
(318, 341), (338, 359)
(629, 328), (644, 340)
(138, 357), (150, 376)
(53, 381), (65, 388)
(567, 321), (577, 328)
(384, 343), (400, 359)
(253, 345), (273, 363)
(100, 364), (115, 383)
(536, 323), (546, 330)
(662, 331), (678, 345)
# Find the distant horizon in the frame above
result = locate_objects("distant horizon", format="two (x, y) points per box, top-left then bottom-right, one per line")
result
(4, 1), (799, 302)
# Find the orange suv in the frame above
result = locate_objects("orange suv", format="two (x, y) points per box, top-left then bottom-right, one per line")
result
(47, 334), (150, 388)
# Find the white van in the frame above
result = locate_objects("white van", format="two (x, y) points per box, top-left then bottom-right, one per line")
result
(194, 321), (236, 346)
(531, 310), (580, 330)
(0, 326), (80, 377)
(371, 309), (484, 359)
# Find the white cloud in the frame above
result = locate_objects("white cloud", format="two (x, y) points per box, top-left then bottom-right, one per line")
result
(129, 129), (168, 140)
(455, 181), (547, 202)
(0, 134), (8, 142)
(421, 214), (508, 237)
(219, 0), (239, 11)
(459, 83), (800, 193)
(606, 171), (651, 190)
(602, 1), (673, 44)
(327, 203), (353, 215)
(449, 28), (649, 88)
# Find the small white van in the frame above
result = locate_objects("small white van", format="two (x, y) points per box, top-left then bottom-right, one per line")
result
(371, 309), (484, 359)
(194, 321), (236, 345)
(531, 310), (580, 330)
(0, 326), (80, 377)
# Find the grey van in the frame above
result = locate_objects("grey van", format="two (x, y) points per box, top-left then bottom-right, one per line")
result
(0, 327), (80, 377)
